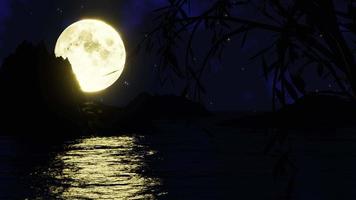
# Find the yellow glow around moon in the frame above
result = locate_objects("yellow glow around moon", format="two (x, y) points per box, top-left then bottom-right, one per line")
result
(55, 19), (126, 93)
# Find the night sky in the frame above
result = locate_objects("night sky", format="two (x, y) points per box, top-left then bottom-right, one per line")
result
(0, 0), (345, 111)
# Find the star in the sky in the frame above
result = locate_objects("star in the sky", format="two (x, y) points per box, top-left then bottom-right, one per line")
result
(56, 8), (63, 15)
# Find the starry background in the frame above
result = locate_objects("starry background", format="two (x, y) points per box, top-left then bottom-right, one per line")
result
(0, 0), (344, 111)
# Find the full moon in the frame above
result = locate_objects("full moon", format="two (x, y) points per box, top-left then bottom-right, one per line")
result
(55, 19), (126, 93)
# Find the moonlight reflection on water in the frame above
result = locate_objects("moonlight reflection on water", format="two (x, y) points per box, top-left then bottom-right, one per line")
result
(47, 136), (162, 199)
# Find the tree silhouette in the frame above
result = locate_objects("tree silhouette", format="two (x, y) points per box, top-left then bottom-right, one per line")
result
(141, 0), (356, 109)
(0, 41), (85, 135)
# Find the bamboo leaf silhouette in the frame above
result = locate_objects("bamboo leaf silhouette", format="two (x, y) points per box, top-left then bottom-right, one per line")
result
(140, 0), (356, 101)
(275, 88), (286, 106)
(240, 30), (248, 48)
(262, 56), (269, 80)
(317, 64), (324, 77)
(291, 74), (306, 94)
(104, 70), (119, 77)
(284, 79), (299, 101)
(181, 84), (190, 97)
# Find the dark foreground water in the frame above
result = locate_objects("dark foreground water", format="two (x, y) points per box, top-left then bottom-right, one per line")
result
(1, 123), (356, 199)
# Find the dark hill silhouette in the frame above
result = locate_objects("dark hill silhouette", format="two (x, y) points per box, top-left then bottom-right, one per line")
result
(81, 93), (210, 132)
(124, 92), (209, 119)
(0, 41), (85, 136)
(220, 94), (356, 129)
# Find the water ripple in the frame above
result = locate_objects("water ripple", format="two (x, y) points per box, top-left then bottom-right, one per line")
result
(46, 136), (162, 199)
